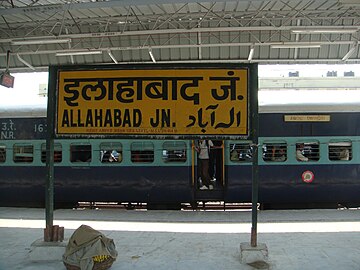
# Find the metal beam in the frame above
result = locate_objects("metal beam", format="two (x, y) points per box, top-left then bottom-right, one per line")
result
(1, 40), (357, 58)
(2, 57), (360, 73)
(0, 0), (273, 16)
(0, 26), (292, 43)
(107, 49), (118, 64)
(16, 54), (35, 70)
(342, 43), (358, 61)
(2, 25), (359, 44)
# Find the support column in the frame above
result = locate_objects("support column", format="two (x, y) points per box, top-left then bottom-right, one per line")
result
(240, 63), (268, 265)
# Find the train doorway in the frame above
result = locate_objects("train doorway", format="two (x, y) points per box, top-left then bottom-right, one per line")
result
(192, 140), (225, 201)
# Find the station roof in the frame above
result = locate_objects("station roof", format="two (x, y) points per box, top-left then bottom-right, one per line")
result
(0, 0), (359, 72)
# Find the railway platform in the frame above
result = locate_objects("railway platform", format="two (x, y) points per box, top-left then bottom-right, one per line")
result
(1, 206), (360, 270)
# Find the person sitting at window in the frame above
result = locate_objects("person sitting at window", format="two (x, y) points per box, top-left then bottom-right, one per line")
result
(230, 149), (239, 161)
(109, 150), (121, 162)
(296, 144), (308, 162)
(271, 147), (286, 162)
(339, 148), (350, 161)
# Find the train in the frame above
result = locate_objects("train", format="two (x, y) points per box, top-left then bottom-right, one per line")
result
(1, 90), (360, 209)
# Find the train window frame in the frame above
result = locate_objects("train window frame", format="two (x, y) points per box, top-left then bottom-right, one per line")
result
(131, 142), (154, 163)
(0, 145), (5, 163)
(295, 141), (320, 162)
(262, 141), (287, 162)
(229, 143), (252, 163)
(328, 141), (352, 161)
(70, 143), (92, 163)
(99, 143), (123, 163)
(41, 143), (63, 163)
(13, 143), (34, 163)
(162, 141), (187, 163)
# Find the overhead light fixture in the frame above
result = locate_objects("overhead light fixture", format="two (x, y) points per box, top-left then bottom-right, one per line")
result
(16, 54), (35, 70)
(55, 50), (102, 56)
(342, 43), (358, 61)
(291, 27), (358, 34)
(12, 38), (71, 45)
(271, 44), (321, 49)
(248, 45), (255, 61)
(148, 48), (156, 63)
(107, 49), (118, 64)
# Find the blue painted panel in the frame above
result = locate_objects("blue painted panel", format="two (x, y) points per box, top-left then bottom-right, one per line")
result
(54, 166), (193, 203)
(225, 163), (360, 204)
(259, 113), (360, 137)
(0, 165), (193, 204)
(0, 166), (46, 204)
(0, 118), (47, 140)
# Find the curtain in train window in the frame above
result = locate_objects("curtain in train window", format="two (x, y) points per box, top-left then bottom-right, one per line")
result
(229, 143), (252, 162)
(131, 142), (154, 163)
(296, 141), (320, 162)
(100, 143), (123, 163)
(262, 142), (287, 162)
(162, 141), (187, 163)
(70, 144), (92, 163)
(0, 145), (5, 163)
(13, 144), (33, 163)
(41, 143), (63, 163)
(328, 141), (352, 161)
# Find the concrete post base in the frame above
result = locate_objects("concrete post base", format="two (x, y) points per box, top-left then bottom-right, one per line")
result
(29, 239), (67, 262)
(240, 242), (268, 264)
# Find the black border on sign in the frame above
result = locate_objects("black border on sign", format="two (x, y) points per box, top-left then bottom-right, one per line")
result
(48, 63), (258, 140)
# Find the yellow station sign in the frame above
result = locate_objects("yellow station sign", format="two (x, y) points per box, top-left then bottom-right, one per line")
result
(56, 68), (249, 136)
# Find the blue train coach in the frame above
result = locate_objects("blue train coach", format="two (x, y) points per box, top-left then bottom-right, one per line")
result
(1, 90), (359, 209)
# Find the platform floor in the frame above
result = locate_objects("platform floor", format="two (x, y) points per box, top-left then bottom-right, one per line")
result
(1, 207), (360, 270)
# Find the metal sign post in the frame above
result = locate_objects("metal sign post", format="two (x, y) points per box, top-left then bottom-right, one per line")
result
(45, 68), (55, 241)
(240, 64), (267, 267)
(250, 64), (259, 247)
(251, 143), (259, 247)
(45, 67), (64, 242)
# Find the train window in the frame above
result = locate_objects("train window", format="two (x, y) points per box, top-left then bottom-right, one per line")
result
(0, 145), (5, 163)
(13, 144), (33, 163)
(328, 141), (352, 161)
(131, 142), (154, 163)
(70, 144), (92, 163)
(230, 143), (252, 162)
(162, 141), (186, 163)
(41, 143), (62, 163)
(100, 143), (122, 163)
(262, 142), (287, 162)
(296, 142), (320, 162)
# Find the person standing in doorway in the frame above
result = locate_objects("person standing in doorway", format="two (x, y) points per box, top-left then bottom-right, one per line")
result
(196, 139), (214, 190)
(209, 140), (223, 184)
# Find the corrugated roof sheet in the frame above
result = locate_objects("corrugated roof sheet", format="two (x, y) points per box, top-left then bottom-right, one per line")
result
(0, 0), (359, 72)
